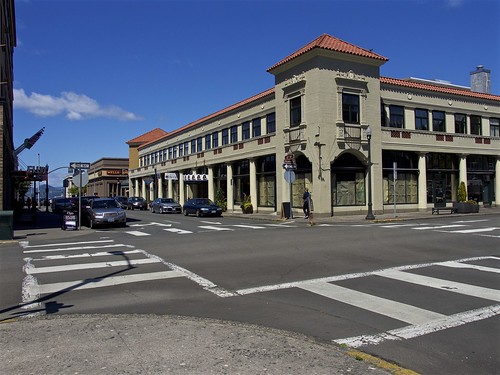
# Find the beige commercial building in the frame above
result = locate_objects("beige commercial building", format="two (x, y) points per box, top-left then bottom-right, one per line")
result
(128, 34), (500, 216)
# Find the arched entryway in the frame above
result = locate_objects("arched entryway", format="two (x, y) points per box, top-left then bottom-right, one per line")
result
(331, 152), (366, 213)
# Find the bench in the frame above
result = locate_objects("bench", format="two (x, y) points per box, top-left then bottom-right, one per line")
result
(432, 207), (458, 215)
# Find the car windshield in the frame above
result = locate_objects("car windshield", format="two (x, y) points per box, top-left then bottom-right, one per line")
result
(161, 198), (174, 203)
(93, 200), (119, 209)
(195, 199), (213, 205)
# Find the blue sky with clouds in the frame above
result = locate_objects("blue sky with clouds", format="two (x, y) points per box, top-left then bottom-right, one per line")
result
(13, 0), (500, 186)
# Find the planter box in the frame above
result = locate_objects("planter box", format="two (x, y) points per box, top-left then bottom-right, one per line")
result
(453, 202), (480, 214)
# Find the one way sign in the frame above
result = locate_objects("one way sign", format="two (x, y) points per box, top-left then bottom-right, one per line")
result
(69, 162), (91, 169)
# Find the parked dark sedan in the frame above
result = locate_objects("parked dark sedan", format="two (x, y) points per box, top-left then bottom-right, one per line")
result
(127, 196), (147, 210)
(183, 198), (222, 217)
(150, 198), (182, 214)
(114, 196), (128, 209)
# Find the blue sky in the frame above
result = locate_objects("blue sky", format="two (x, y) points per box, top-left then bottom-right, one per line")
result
(13, 0), (500, 186)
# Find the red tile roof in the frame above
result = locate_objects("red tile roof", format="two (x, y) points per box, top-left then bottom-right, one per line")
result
(127, 128), (167, 146)
(381, 77), (500, 101)
(139, 88), (275, 149)
(268, 33), (388, 72)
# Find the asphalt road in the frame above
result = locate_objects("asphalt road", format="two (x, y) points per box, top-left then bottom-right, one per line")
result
(2, 210), (499, 374)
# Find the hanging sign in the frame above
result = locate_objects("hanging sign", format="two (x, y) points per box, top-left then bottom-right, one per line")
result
(184, 174), (208, 182)
(164, 173), (178, 180)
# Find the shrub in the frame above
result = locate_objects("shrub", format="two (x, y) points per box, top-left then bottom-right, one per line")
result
(457, 182), (467, 202)
(214, 188), (227, 212)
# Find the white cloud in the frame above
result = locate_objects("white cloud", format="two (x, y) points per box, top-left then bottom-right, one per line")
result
(14, 89), (142, 121)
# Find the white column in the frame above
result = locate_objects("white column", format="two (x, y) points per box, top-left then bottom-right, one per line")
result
(250, 158), (257, 210)
(179, 171), (185, 204)
(158, 175), (163, 198)
(495, 157), (500, 206)
(141, 179), (146, 198)
(418, 152), (427, 210)
(226, 163), (234, 212)
(134, 179), (139, 197)
(208, 166), (214, 201)
(459, 154), (468, 188)
(168, 178), (173, 198)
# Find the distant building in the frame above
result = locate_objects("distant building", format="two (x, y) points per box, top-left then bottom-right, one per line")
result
(86, 158), (129, 197)
(128, 34), (500, 216)
(470, 65), (491, 94)
(0, 0), (17, 210)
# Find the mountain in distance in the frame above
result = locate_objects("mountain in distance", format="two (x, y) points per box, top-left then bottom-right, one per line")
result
(26, 184), (65, 199)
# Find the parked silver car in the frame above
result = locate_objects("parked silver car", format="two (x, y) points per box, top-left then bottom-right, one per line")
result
(150, 198), (182, 214)
(127, 196), (147, 210)
(85, 198), (127, 228)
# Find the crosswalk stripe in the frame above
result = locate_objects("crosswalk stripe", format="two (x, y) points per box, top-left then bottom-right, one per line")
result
(31, 249), (143, 261)
(23, 244), (130, 254)
(25, 258), (161, 274)
(163, 228), (193, 234)
(334, 304), (500, 348)
(125, 231), (151, 236)
(446, 227), (500, 234)
(36, 270), (185, 295)
(299, 282), (445, 324)
(413, 224), (467, 230)
(231, 224), (266, 229)
(376, 269), (500, 302)
(20, 240), (114, 249)
(439, 261), (500, 274)
(199, 225), (233, 231)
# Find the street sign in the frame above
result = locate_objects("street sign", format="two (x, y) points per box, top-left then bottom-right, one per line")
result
(284, 170), (296, 183)
(70, 162), (91, 169)
(73, 170), (89, 187)
(283, 152), (297, 170)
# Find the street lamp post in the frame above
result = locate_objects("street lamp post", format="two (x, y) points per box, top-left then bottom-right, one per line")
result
(365, 126), (375, 220)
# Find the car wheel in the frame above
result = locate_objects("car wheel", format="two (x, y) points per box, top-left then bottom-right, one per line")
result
(184, 209), (189, 216)
(150, 206), (154, 213)
(90, 219), (95, 229)
(196, 209), (202, 217)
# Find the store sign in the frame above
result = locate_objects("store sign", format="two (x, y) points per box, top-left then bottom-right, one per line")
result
(184, 174), (208, 182)
(107, 169), (123, 175)
(164, 173), (178, 180)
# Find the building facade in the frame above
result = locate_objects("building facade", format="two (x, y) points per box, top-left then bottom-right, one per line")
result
(128, 34), (500, 216)
(0, 0), (16, 211)
(85, 158), (129, 197)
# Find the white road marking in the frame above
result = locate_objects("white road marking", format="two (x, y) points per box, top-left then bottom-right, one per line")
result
(24, 258), (161, 274)
(231, 224), (266, 229)
(29, 249), (143, 261)
(35, 270), (185, 296)
(163, 228), (193, 234)
(200, 220), (222, 225)
(199, 225), (233, 231)
(20, 240), (114, 249)
(235, 256), (497, 296)
(446, 227), (500, 234)
(375, 269), (500, 302)
(334, 304), (500, 348)
(380, 224), (417, 228)
(453, 219), (489, 223)
(23, 244), (130, 254)
(413, 224), (467, 230)
(439, 261), (500, 274)
(299, 282), (445, 324)
(125, 231), (151, 236)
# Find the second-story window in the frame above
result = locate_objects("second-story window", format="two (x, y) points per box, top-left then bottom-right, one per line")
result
(432, 111), (445, 132)
(266, 112), (276, 134)
(290, 96), (302, 127)
(455, 113), (466, 134)
(242, 121), (250, 140)
(389, 105), (404, 128)
(252, 117), (261, 137)
(415, 108), (429, 130)
(191, 139), (196, 154)
(172, 146), (177, 159)
(342, 93), (359, 124)
(470, 115), (482, 135)
(178, 143), (183, 157)
(490, 118), (499, 137)
(184, 141), (189, 155)
(230, 125), (238, 143)
(222, 128), (229, 145)
(197, 137), (203, 152)
(205, 134), (211, 150)
(212, 131), (219, 148)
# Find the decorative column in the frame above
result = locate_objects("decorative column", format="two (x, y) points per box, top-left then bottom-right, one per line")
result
(249, 158), (257, 211)
(141, 178), (147, 199)
(459, 154), (468, 186)
(418, 152), (427, 210)
(208, 166), (214, 202)
(226, 163), (234, 212)
(179, 171), (185, 204)
(158, 174), (163, 198)
(495, 157), (500, 207)
(168, 178), (173, 199)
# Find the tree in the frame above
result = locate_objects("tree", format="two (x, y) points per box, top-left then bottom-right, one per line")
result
(457, 182), (467, 203)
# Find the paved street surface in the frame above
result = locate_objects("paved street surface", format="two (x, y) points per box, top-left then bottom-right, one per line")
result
(1, 206), (499, 374)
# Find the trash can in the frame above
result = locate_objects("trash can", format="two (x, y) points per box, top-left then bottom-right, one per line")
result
(0, 210), (14, 240)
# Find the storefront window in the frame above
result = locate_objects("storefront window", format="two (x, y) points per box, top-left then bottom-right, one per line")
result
(331, 153), (365, 206)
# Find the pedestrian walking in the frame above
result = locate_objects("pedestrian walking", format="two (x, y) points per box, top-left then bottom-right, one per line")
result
(303, 187), (310, 219)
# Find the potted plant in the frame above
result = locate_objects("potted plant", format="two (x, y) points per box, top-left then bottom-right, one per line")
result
(214, 188), (227, 212)
(453, 182), (479, 213)
(240, 194), (253, 214)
